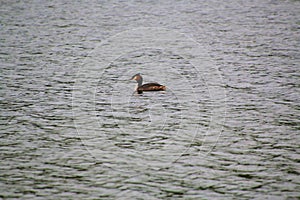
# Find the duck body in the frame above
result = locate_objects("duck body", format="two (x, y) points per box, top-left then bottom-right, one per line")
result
(131, 73), (166, 94)
(137, 83), (166, 94)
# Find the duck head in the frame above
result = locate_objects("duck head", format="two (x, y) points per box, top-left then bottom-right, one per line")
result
(130, 73), (143, 86)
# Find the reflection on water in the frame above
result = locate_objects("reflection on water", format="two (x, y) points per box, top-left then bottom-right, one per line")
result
(1, 0), (299, 199)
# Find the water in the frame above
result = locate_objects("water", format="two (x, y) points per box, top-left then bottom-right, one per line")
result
(1, 0), (299, 199)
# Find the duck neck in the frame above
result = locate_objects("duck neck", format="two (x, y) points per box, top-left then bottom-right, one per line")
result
(137, 77), (143, 87)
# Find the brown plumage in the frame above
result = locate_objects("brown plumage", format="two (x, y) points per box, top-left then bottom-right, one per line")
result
(131, 73), (166, 94)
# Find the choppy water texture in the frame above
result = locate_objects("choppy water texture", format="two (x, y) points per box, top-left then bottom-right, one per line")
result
(1, 0), (299, 199)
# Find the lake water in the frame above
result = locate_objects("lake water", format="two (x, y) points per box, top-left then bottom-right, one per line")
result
(1, 0), (299, 199)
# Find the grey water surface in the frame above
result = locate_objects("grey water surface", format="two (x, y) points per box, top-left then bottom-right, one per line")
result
(1, 0), (299, 199)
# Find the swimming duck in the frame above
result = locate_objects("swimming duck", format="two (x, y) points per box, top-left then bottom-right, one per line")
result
(131, 73), (166, 94)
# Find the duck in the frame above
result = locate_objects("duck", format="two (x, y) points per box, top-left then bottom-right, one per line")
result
(130, 73), (166, 94)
